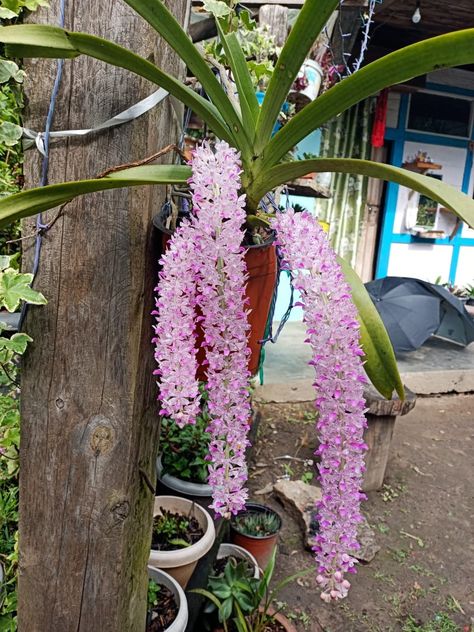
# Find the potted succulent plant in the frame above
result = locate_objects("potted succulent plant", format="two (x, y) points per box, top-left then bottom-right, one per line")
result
(194, 548), (306, 632)
(146, 566), (188, 632)
(230, 502), (282, 571)
(156, 385), (212, 498)
(149, 496), (215, 588)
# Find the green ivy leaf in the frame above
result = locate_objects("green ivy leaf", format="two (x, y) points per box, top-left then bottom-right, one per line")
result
(0, 7), (18, 18)
(202, 0), (232, 18)
(0, 332), (32, 354)
(0, 269), (47, 312)
(0, 121), (22, 147)
(0, 59), (26, 84)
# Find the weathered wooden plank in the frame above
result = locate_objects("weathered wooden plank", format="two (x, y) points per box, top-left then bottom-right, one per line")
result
(259, 4), (289, 47)
(362, 415), (396, 491)
(19, 1), (187, 630)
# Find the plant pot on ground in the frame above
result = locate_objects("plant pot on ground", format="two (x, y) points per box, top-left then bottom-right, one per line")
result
(149, 496), (215, 589)
(230, 502), (282, 571)
(156, 384), (213, 499)
(193, 548), (301, 632)
(147, 566), (188, 632)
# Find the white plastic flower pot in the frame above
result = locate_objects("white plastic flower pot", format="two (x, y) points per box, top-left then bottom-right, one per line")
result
(149, 496), (215, 589)
(299, 59), (323, 101)
(216, 543), (260, 579)
(147, 566), (188, 632)
(156, 454), (213, 498)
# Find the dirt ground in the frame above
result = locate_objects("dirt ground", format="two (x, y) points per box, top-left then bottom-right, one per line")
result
(248, 394), (474, 632)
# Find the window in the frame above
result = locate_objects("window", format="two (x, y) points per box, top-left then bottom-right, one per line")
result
(408, 93), (471, 138)
(416, 174), (442, 228)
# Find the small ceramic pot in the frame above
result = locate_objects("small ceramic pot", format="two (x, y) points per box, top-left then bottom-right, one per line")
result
(230, 502), (282, 571)
(147, 566), (188, 632)
(149, 496), (215, 588)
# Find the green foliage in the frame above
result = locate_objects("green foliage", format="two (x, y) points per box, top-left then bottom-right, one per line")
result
(160, 385), (211, 484)
(402, 612), (460, 632)
(152, 510), (190, 549)
(0, 265), (47, 313)
(0, 4), (473, 400)
(193, 548), (312, 632)
(147, 580), (161, 609)
(0, 256), (46, 629)
(0, 0), (48, 18)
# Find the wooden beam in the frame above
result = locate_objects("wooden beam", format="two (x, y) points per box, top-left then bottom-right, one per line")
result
(193, 0), (305, 6)
(19, 0), (188, 630)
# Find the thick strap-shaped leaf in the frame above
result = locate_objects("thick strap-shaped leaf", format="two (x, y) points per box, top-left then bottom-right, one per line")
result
(216, 21), (259, 135)
(337, 257), (404, 400)
(257, 29), (474, 171)
(254, 0), (339, 151)
(0, 165), (192, 226)
(122, 0), (252, 159)
(247, 158), (474, 227)
(0, 25), (233, 143)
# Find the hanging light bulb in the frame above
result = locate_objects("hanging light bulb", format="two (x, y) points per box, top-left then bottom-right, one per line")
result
(412, 0), (421, 23)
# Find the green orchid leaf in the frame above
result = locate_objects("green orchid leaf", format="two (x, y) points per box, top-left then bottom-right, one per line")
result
(259, 28), (474, 170)
(0, 25), (233, 143)
(121, 0), (251, 158)
(248, 158), (474, 228)
(254, 0), (339, 151)
(0, 269), (47, 312)
(0, 7), (18, 18)
(337, 257), (404, 400)
(0, 164), (192, 227)
(216, 22), (259, 133)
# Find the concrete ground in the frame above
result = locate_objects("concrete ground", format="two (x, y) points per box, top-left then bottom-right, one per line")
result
(257, 322), (474, 400)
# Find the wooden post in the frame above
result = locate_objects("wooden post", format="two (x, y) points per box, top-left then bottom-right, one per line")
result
(19, 1), (188, 630)
(362, 385), (416, 491)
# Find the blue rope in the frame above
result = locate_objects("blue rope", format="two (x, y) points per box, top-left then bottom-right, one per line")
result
(19, 0), (66, 331)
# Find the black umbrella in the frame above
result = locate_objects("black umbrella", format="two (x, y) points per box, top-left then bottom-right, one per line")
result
(365, 277), (441, 352)
(416, 280), (474, 346)
(365, 277), (474, 353)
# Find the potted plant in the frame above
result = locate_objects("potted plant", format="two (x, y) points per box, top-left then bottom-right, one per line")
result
(230, 502), (282, 571)
(149, 496), (215, 588)
(215, 543), (260, 580)
(147, 566), (188, 632)
(157, 385), (213, 498)
(194, 548), (305, 632)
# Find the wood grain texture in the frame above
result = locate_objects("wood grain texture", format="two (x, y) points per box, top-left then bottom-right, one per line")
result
(19, 1), (187, 630)
(259, 4), (288, 48)
(362, 415), (396, 491)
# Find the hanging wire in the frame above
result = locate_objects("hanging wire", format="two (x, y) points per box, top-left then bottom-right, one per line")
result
(19, 0), (66, 331)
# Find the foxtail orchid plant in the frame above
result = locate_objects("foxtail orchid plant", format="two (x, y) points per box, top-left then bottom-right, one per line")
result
(1, 0), (474, 600)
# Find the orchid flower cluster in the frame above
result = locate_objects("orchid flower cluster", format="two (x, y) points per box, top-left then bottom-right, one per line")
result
(153, 142), (368, 598)
(272, 209), (368, 602)
(153, 141), (251, 518)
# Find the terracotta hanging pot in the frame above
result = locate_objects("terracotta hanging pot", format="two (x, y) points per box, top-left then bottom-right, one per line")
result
(154, 207), (277, 377)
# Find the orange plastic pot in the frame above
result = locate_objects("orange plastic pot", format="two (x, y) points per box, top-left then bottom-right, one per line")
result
(155, 211), (277, 378)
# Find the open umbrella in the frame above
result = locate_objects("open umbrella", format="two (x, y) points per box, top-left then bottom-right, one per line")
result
(365, 277), (474, 353)
(417, 280), (474, 346)
(365, 277), (441, 352)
